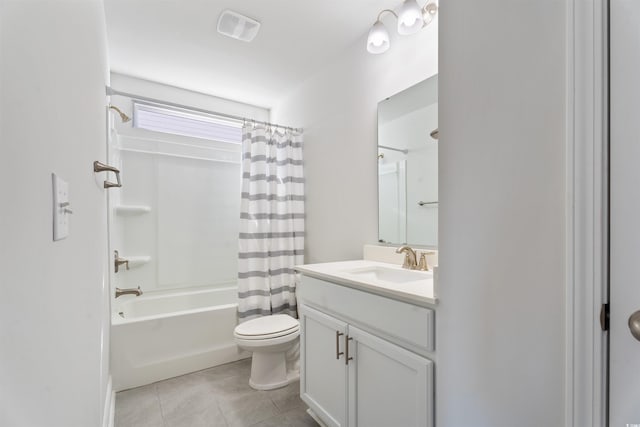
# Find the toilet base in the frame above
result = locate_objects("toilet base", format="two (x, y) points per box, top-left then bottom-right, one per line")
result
(248, 351), (290, 390)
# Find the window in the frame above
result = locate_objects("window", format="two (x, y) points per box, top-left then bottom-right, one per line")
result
(133, 101), (242, 144)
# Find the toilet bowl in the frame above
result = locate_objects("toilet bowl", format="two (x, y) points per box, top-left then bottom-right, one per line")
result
(234, 314), (300, 390)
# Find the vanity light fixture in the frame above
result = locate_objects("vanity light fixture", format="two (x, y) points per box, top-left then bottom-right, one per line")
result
(367, 0), (438, 54)
(397, 0), (423, 35)
(367, 10), (395, 54)
(422, 0), (439, 26)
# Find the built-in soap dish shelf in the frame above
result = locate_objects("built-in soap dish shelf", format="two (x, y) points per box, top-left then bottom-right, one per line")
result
(114, 205), (151, 215)
(124, 256), (151, 268)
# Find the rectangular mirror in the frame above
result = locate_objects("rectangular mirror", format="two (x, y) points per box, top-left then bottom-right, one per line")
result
(377, 74), (438, 247)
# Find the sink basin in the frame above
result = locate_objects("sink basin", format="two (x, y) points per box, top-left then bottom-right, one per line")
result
(344, 266), (430, 284)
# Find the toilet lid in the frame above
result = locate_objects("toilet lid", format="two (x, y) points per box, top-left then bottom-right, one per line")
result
(235, 314), (300, 340)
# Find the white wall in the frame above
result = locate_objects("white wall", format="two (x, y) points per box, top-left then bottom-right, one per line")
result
(437, 1), (566, 426)
(272, 20), (438, 263)
(0, 1), (111, 426)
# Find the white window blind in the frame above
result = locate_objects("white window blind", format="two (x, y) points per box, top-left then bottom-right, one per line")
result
(133, 102), (243, 144)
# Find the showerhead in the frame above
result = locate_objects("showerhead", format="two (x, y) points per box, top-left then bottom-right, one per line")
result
(109, 105), (131, 123)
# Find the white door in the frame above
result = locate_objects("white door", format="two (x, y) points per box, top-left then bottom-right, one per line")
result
(299, 304), (349, 427)
(347, 326), (433, 427)
(610, 1), (640, 424)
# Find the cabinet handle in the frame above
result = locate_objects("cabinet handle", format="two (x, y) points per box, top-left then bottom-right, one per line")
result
(345, 335), (353, 365)
(336, 331), (344, 359)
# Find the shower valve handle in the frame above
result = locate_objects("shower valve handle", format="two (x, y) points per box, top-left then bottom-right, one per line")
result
(93, 161), (122, 189)
(114, 250), (129, 273)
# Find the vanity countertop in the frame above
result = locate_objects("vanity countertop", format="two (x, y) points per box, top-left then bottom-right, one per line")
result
(295, 260), (438, 307)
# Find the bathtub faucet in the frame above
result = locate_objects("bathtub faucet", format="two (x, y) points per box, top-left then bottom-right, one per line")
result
(115, 286), (143, 298)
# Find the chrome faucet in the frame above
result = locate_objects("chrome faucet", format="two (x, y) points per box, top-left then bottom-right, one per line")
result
(396, 245), (418, 270)
(115, 286), (143, 298)
(114, 250), (129, 273)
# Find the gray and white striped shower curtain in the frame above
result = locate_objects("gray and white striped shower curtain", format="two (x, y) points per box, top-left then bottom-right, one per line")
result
(237, 125), (304, 321)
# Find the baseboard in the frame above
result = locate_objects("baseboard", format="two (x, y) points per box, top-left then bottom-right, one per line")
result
(102, 375), (115, 427)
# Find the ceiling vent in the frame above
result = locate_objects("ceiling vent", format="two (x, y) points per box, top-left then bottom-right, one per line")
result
(217, 10), (261, 42)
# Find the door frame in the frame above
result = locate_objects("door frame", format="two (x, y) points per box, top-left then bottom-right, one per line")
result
(566, 0), (608, 425)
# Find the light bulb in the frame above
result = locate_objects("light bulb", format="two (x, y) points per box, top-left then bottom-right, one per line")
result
(367, 21), (390, 54)
(425, 1), (438, 15)
(397, 0), (423, 35)
(400, 15), (417, 26)
(422, 1), (438, 26)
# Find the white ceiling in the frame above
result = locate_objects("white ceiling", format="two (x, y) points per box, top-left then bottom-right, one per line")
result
(104, 0), (401, 109)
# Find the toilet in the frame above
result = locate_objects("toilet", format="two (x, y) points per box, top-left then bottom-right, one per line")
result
(234, 314), (300, 390)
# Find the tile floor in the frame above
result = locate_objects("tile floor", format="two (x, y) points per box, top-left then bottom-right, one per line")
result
(115, 358), (319, 427)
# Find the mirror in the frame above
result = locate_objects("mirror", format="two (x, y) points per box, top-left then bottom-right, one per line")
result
(377, 74), (438, 247)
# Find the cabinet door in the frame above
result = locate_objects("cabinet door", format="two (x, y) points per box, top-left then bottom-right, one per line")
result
(347, 326), (433, 427)
(299, 304), (349, 427)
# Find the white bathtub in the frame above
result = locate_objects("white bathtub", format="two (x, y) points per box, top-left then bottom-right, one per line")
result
(111, 286), (248, 391)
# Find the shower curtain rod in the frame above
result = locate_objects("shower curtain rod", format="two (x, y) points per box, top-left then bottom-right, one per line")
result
(106, 86), (303, 134)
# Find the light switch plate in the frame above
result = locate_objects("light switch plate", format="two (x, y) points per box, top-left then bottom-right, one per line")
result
(52, 173), (70, 241)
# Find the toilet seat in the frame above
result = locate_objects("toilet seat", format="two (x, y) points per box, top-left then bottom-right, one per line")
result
(234, 314), (300, 340)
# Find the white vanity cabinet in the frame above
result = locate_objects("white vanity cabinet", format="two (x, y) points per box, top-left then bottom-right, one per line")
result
(298, 274), (435, 427)
(299, 305), (349, 427)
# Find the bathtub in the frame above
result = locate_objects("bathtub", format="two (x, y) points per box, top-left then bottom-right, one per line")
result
(111, 286), (248, 391)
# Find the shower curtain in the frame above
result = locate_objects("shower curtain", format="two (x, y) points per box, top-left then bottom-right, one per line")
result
(237, 124), (304, 320)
